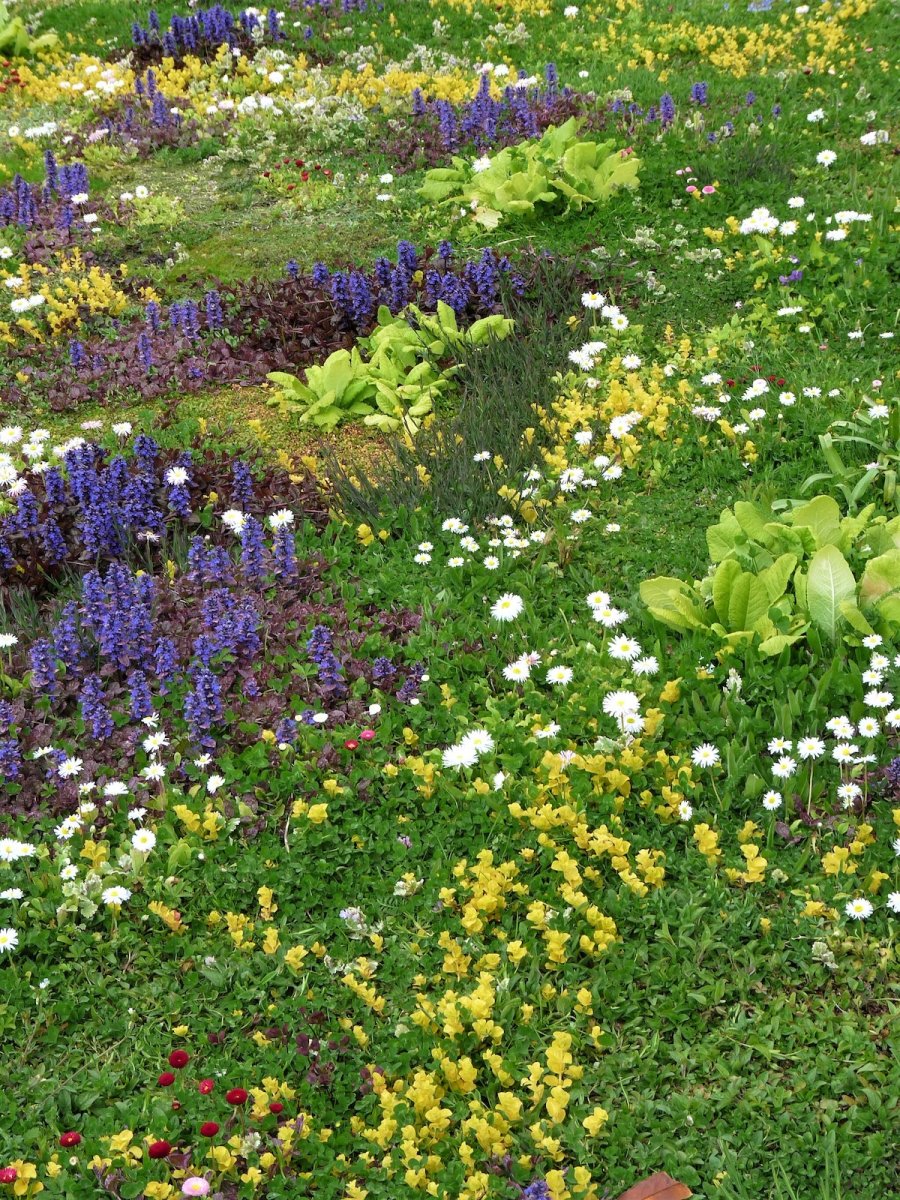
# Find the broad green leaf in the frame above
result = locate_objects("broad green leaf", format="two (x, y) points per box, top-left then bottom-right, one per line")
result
(640, 577), (706, 632)
(725, 571), (771, 634)
(788, 495), (842, 547)
(806, 544), (856, 640)
(712, 559), (741, 625)
(732, 501), (772, 543)
(838, 600), (874, 635)
(758, 553), (797, 604)
(706, 508), (744, 562)
(758, 631), (806, 656)
(859, 549), (900, 608)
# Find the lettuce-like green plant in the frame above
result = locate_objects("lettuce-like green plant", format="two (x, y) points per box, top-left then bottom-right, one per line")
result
(640, 494), (900, 655)
(266, 304), (514, 433)
(419, 119), (640, 229)
(0, 4), (59, 55)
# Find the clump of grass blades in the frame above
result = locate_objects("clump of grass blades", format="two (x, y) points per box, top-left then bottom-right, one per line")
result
(716, 1143), (845, 1200)
(322, 258), (581, 524)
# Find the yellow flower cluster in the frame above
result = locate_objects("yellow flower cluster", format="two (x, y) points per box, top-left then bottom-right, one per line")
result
(0, 250), (138, 346)
(587, 0), (872, 77)
(333, 64), (486, 108)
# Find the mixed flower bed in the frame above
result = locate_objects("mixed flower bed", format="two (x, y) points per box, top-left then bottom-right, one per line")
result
(0, 1), (897, 1199)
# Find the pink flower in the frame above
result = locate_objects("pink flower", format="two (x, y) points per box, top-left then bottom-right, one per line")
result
(685, 185), (697, 194)
(181, 1181), (211, 1197)
(702, 185), (716, 195)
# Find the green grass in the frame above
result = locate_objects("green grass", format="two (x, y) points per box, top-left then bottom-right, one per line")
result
(1, 1), (899, 1197)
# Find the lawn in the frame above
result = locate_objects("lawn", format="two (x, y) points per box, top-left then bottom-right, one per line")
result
(0, 1), (898, 1199)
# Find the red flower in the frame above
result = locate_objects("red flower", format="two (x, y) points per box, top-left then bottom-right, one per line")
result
(158, 1072), (176, 1087)
(59, 1132), (82, 1148)
(0, 1167), (18, 1183)
(198, 1078), (215, 1095)
(225, 1087), (249, 1105)
(269, 1101), (284, 1115)
(344, 739), (359, 750)
(168, 1049), (190, 1069)
(148, 1141), (172, 1160)
(200, 1122), (220, 1138)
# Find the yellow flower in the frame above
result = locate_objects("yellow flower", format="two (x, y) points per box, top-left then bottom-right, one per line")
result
(144, 1185), (175, 1200)
(582, 1106), (610, 1136)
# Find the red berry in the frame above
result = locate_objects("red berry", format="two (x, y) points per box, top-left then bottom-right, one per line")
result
(59, 1132), (81, 1148)
(269, 1101), (284, 1114)
(200, 1121), (220, 1137)
(171, 1101), (182, 1111)
(168, 1049), (190, 1069)
(344, 739), (359, 750)
(158, 1072), (176, 1087)
(226, 1087), (249, 1105)
(198, 1078), (215, 1095)
(323, 169), (332, 178)
(148, 1141), (172, 1160)
(777, 378), (785, 385)
(263, 171), (270, 177)
(287, 184), (295, 190)
(295, 159), (303, 166)
(301, 171), (309, 181)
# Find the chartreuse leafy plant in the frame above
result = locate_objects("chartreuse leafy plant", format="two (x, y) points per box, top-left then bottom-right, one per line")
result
(419, 118), (641, 229)
(266, 303), (513, 432)
(641, 494), (900, 654)
(0, 2), (58, 54)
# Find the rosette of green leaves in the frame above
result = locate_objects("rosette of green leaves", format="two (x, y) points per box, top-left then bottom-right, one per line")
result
(266, 303), (514, 433)
(419, 119), (641, 229)
(641, 494), (900, 655)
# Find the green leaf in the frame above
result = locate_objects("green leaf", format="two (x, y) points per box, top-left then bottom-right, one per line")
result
(859, 549), (900, 609)
(758, 630), (806, 657)
(725, 571), (771, 634)
(788, 495), (842, 547)
(838, 600), (874, 636)
(758, 554), (797, 604)
(167, 840), (192, 872)
(640, 577), (706, 631)
(806, 544), (856, 640)
(712, 559), (741, 625)
(706, 507), (744, 562)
